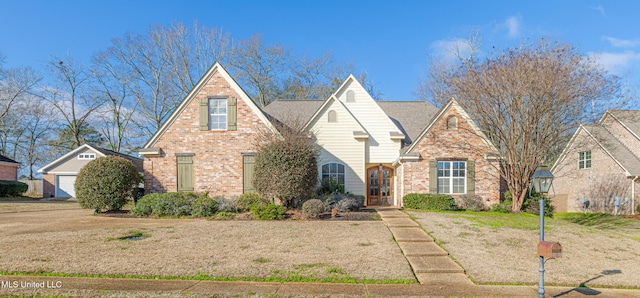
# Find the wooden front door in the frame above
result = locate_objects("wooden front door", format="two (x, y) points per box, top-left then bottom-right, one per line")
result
(367, 165), (393, 206)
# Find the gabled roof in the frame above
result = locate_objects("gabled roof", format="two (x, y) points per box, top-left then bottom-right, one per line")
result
(552, 124), (640, 176)
(262, 100), (324, 127)
(403, 99), (497, 154)
(302, 96), (368, 133)
(38, 144), (143, 173)
(377, 101), (438, 145)
(143, 62), (279, 148)
(0, 154), (19, 166)
(602, 110), (640, 141)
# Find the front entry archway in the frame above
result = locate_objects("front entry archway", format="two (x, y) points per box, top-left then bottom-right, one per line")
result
(367, 165), (393, 206)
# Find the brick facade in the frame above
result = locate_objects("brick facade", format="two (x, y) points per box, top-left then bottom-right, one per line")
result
(398, 105), (501, 206)
(552, 129), (639, 213)
(0, 164), (18, 180)
(143, 70), (273, 198)
(43, 173), (55, 198)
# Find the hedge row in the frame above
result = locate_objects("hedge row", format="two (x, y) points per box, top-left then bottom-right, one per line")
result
(402, 193), (457, 210)
(0, 180), (28, 197)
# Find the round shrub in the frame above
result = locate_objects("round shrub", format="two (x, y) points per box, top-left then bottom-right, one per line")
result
(237, 192), (268, 212)
(191, 195), (218, 217)
(322, 193), (362, 212)
(131, 194), (159, 216)
(250, 204), (286, 220)
(455, 194), (487, 211)
(336, 197), (360, 212)
(75, 156), (141, 213)
(302, 199), (325, 219)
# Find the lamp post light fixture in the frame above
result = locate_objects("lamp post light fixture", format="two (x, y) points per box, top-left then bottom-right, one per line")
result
(531, 165), (554, 298)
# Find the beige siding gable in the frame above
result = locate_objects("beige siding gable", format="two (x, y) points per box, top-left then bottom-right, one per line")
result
(38, 146), (104, 174)
(310, 98), (366, 196)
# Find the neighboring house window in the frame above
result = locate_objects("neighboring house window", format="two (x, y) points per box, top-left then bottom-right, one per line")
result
(437, 161), (466, 194)
(328, 110), (337, 123)
(209, 98), (227, 130)
(346, 90), (355, 102)
(321, 163), (345, 186)
(578, 151), (591, 169)
(78, 154), (96, 160)
(446, 116), (458, 130)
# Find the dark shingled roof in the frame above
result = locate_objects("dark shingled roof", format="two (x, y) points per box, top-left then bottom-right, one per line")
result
(584, 125), (640, 176)
(377, 101), (439, 145)
(93, 147), (144, 173)
(263, 100), (439, 146)
(0, 154), (19, 165)
(608, 110), (640, 138)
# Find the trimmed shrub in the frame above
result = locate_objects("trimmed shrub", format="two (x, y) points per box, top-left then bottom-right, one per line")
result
(75, 156), (141, 213)
(253, 132), (318, 208)
(131, 194), (158, 216)
(402, 193), (456, 210)
(302, 199), (325, 219)
(455, 194), (487, 211)
(237, 192), (268, 212)
(216, 197), (238, 213)
(250, 204), (286, 220)
(151, 192), (198, 217)
(191, 195), (218, 217)
(321, 193), (362, 212)
(0, 180), (28, 197)
(491, 199), (512, 213)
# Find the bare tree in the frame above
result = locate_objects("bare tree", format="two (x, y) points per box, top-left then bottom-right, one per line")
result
(14, 96), (56, 179)
(420, 38), (629, 212)
(229, 34), (291, 107)
(44, 54), (104, 151)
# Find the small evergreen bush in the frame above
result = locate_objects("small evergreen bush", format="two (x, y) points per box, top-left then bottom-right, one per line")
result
(302, 199), (325, 219)
(522, 196), (555, 218)
(0, 180), (28, 197)
(491, 199), (512, 213)
(151, 192), (197, 216)
(191, 195), (218, 217)
(237, 192), (268, 212)
(216, 197), (238, 213)
(321, 193), (362, 212)
(402, 193), (456, 210)
(250, 204), (286, 220)
(336, 198), (360, 212)
(75, 156), (141, 213)
(455, 194), (487, 211)
(131, 194), (158, 216)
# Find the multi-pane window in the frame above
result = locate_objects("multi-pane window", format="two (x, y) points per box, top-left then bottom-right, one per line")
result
(437, 161), (466, 194)
(321, 163), (345, 186)
(78, 154), (96, 160)
(209, 99), (227, 130)
(578, 151), (591, 169)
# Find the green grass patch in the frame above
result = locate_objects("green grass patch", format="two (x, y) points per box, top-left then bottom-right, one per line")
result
(252, 257), (271, 264)
(461, 211), (542, 230)
(107, 229), (150, 241)
(555, 213), (635, 229)
(0, 270), (416, 284)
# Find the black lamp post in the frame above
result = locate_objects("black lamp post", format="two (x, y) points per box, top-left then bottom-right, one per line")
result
(531, 165), (554, 298)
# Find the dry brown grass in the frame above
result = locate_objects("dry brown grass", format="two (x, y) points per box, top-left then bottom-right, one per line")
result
(0, 203), (414, 282)
(409, 210), (640, 288)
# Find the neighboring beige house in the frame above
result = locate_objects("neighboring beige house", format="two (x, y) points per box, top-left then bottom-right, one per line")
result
(38, 144), (143, 198)
(0, 154), (20, 181)
(552, 110), (640, 213)
(141, 63), (502, 207)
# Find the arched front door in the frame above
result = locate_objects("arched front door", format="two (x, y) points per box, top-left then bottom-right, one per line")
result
(367, 165), (393, 206)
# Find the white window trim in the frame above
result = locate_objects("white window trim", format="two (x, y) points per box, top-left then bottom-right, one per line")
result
(78, 153), (96, 160)
(208, 98), (228, 130)
(578, 151), (591, 169)
(437, 161), (466, 194)
(321, 162), (346, 187)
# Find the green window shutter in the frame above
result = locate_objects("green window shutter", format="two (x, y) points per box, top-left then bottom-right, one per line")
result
(228, 97), (237, 131)
(467, 160), (475, 195)
(199, 99), (208, 131)
(429, 160), (437, 193)
(177, 155), (194, 192)
(243, 154), (255, 193)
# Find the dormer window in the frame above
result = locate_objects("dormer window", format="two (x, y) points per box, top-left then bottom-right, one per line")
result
(346, 90), (355, 102)
(78, 153), (96, 160)
(328, 110), (337, 123)
(447, 116), (458, 130)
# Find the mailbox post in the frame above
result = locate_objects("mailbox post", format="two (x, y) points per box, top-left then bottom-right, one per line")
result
(531, 165), (555, 298)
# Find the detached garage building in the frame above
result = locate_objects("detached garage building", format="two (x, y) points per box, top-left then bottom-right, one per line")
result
(39, 144), (143, 198)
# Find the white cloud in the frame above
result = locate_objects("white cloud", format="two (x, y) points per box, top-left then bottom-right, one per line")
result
(603, 36), (640, 48)
(589, 51), (640, 74)
(589, 5), (606, 17)
(504, 16), (521, 38)
(430, 38), (474, 62)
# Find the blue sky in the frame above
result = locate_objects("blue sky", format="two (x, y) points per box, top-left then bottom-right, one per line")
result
(1, 0), (639, 100)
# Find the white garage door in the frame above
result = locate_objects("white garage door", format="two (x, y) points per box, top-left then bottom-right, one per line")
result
(56, 175), (76, 198)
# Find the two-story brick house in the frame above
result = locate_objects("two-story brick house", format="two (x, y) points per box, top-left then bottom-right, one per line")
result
(552, 110), (640, 213)
(141, 63), (501, 207)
